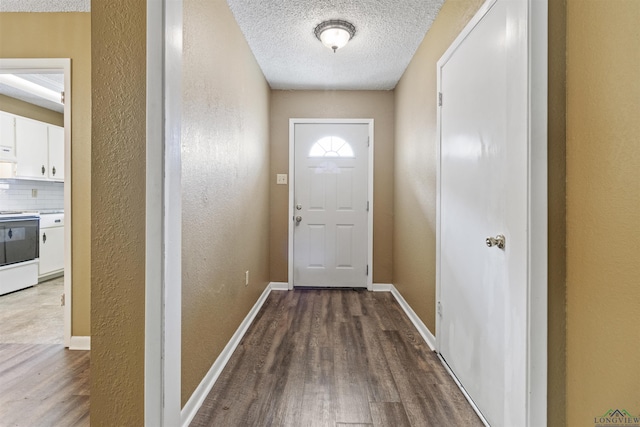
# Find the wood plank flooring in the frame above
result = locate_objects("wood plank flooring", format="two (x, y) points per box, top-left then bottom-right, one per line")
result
(0, 344), (90, 427)
(0, 278), (90, 426)
(191, 289), (483, 427)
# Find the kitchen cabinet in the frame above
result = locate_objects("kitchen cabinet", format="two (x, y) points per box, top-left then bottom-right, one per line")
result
(47, 125), (64, 181)
(39, 213), (65, 280)
(15, 116), (49, 179)
(13, 116), (64, 181)
(0, 111), (16, 161)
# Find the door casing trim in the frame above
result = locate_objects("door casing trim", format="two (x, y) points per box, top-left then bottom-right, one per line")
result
(0, 57), (72, 349)
(288, 118), (374, 290)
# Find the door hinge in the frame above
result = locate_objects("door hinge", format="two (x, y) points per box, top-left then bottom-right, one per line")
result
(437, 301), (442, 317)
(61, 293), (65, 307)
(366, 265), (369, 276)
(366, 201), (370, 212)
(61, 91), (65, 105)
(367, 136), (370, 147)
(438, 92), (443, 107)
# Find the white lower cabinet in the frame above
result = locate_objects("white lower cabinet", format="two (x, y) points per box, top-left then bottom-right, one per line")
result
(39, 213), (64, 280)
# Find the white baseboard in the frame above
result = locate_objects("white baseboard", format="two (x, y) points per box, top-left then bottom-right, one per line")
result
(388, 285), (437, 351)
(180, 283), (274, 427)
(372, 283), (394, 292)
(269, 282), (289, 291)
(69, 336), (91, 351)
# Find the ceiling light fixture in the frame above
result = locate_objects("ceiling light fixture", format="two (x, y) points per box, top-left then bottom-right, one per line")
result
(314, 20), (356, 53)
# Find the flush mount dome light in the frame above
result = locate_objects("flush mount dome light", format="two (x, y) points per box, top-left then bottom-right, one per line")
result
(314, 20), (356, 53)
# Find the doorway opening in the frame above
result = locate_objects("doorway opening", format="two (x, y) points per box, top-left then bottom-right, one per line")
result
(0, 58), (72, 347)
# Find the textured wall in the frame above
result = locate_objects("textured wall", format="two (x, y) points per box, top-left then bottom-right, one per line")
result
(91, 1), (145, 425)
(181, 0), (271, 407)
(0, 94), (64, 126)
(547, 0), (567, 424)
(566, 1), (640, 425)
(393, 0), (483, 333)
(0, 12), (92, 336)
(269, 90), (394, 284)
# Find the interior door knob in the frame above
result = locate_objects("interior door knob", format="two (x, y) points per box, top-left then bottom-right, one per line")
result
(486, 234), (505, 249)
(295, 216), (302, 225)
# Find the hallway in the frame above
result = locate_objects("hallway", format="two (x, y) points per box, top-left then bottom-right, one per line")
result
(191, 290), (482, 426)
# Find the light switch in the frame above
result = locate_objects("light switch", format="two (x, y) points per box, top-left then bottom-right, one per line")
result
(276, 174), (288, 185)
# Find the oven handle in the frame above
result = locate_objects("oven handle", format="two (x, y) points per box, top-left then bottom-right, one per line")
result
(0, 217), (40, 223)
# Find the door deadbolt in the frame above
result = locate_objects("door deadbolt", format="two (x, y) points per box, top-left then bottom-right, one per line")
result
(296, 204), (302, 210)
(486, 234), (506, 249)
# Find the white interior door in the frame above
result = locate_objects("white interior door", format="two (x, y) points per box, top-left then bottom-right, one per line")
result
(437, 0), (545, 426)
(293, 123), (369, 288)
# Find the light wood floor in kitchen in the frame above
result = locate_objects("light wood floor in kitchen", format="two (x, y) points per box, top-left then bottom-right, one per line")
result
(191, 289), (483, 427)
(0, 277), (90, 427)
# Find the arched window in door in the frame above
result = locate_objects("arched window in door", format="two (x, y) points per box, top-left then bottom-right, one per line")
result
(309, 136), (354, 158)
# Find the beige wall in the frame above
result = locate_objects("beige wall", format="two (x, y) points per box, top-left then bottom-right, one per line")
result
(181, 0), (271, 406)
(566, 1), (640, 425)
(91, 1), (145, 425)
(0, 12), (91, 336)
(0, 94), (64, 126)
(547, 0), (567, 424)
(270, 90), (394, 284)
(393, 0), (483, 332)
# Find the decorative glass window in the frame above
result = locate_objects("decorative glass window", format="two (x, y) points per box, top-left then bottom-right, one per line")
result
(309, 136), (354, 158)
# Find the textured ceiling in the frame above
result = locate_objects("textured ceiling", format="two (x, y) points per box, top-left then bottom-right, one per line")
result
(0, 0), (89, 12)
(0, 1), (443, 90)
(226, 0), (445, 90)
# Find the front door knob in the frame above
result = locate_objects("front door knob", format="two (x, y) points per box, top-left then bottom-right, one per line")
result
(486, 234), (506, 249)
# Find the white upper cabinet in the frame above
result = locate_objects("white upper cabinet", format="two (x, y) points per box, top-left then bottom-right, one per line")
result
(47, 125), (64, 181)
(0, 112), (16, 161)
(15, 116), (49, 179)
(8, 114), (64, 182)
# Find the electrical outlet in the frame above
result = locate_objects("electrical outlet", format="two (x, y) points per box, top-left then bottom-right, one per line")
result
(245, 270), (249, 286)
(32, 189), (38, 198)
(276, 174), (288, 185)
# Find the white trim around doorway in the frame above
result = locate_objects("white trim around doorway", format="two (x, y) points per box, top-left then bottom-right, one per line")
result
(287, 118), (374, 291)
(145, 0), (183, 425)
(0, 57), (73, 349)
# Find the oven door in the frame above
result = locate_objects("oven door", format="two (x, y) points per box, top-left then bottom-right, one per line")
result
(0, 216), (40, 267)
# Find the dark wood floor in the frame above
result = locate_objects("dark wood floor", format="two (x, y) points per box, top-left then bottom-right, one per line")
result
(191, 289), (483, 427)
(0, 278), (90, 426)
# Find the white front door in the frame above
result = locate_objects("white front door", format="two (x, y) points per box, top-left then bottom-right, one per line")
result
(437, 0), (546, 426)
(292, 122), (369, 288)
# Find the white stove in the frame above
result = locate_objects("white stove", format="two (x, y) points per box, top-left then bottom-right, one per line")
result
(0, 212), (41, 295)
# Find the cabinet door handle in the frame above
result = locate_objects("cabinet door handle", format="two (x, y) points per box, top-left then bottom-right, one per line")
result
(41, 165), (46, 175)
(52, 166), (56, 176)
(43, 232), (47, 244)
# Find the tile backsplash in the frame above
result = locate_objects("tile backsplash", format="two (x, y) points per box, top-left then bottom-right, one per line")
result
(0, 179), (64, 211)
